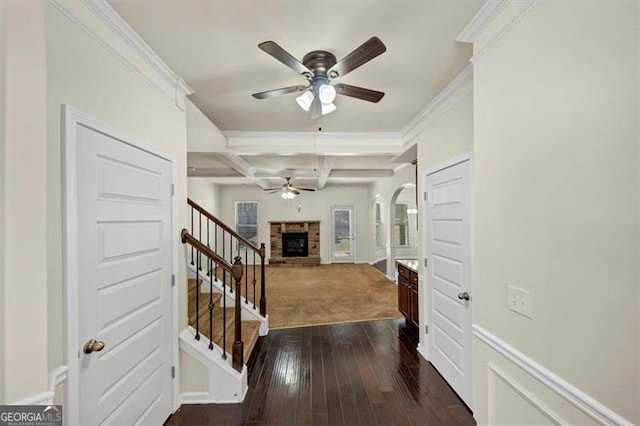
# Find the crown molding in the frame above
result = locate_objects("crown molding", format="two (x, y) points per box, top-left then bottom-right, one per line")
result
(401, 64), (473, 144)
(49, 0), (193, 111)
(84, 0), (194, 97)
(456, 0), (510, 43)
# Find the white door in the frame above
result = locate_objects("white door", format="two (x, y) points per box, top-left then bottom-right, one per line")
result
(331, 206), (355, 263)
(424, 159), (473, 407)
(76, 125), (173, 425)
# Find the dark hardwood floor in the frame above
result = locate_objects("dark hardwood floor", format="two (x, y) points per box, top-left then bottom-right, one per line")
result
(166, 319), (475, 426)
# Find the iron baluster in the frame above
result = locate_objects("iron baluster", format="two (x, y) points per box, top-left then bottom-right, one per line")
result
(195, 249), (200, 340)
(208, 256), (214, 350)
(252, 252), (256, 309)
(245, 246), (248, 304)
(190, 205), (194, 265)
(198, 212), (203, 270)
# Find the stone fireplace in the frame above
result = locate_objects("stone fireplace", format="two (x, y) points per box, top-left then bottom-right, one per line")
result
(269, 221), (320, 266)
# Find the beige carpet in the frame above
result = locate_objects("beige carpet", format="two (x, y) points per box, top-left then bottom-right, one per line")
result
(264, 264), (402, 329)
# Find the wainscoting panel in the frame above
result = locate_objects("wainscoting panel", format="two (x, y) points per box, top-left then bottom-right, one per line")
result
(474, 326), (631, 425)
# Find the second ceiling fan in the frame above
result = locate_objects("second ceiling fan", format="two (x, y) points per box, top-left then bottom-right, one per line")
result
(252, 37), (386, 119)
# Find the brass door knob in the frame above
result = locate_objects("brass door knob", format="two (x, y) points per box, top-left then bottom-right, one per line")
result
(83, 339), (105, 354)
(457, 292), (471, 301)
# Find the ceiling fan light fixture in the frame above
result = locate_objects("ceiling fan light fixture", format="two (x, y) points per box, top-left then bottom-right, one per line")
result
(321, 101), (337, 115)
(281, 189), (297, 199)
(318, 84), (336, 104)
(296, 90), (314, 112)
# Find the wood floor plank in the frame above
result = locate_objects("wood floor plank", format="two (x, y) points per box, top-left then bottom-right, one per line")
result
(166, 319), (475, 426)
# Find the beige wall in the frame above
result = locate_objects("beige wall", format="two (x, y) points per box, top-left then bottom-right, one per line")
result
(186, 99), (227, 153)
(217, 184), (371, 264)
(188, 178), (219, 215)
(473, 1), (639, 423)
(1, 1), (49, 402)
(2, 1), (190, 403)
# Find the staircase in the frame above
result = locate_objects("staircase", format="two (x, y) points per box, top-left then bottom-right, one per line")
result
(179, 199), (268, 403)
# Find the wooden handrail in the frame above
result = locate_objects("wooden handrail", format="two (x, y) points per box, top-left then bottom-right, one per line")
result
(188, 198), (261, 254)
(181, 229), (235, 275)
(181, 228), (244, 371)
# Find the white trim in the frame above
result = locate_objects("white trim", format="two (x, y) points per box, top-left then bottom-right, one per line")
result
(456, 0), (510, 43)
(469, 0), (540, 63)
(401, 65), (473, 144)
(10, 366), (68, 406)
(179, 392), (216, 405)
(474, 325), (634, 426)
(63, 106), (178, 425)
(0, 8), (5, 400)
(48, 1), (193, 111)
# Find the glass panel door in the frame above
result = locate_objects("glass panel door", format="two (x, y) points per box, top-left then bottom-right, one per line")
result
(331, 206), (354, 263)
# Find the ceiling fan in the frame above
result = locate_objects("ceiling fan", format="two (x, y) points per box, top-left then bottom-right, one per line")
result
(265, 177), (316, 199)
(252, 37), (386, 119)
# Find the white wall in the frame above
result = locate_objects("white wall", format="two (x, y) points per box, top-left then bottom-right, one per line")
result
(217, 185), (371, 264)
(188, 178), (219, 215)
(186, 99), (227, 153)
(1, 1), (191, 404)
(472, 1), (639, 424)
(1, 2), (49, 402)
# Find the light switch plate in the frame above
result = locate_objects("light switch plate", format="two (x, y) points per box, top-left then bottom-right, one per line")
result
(508, 285), (531, 318)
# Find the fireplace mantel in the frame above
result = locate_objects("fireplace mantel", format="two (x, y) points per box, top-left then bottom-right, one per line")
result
(269, 220), (320, 266)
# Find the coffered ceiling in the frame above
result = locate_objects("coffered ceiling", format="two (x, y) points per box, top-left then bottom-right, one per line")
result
(109, 0), (482, 188)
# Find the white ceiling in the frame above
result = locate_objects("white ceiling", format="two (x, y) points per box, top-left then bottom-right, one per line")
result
(109, 1), (482, 188)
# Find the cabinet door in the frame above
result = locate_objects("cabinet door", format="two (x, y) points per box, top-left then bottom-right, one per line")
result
(398, 277), (410, 319)
(410, 284), (419, 327)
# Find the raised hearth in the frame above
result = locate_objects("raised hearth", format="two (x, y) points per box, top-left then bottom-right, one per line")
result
(269, 221), (320, 266)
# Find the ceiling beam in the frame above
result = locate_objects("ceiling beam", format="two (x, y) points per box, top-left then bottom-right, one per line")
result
(329, 169), (394, 178)
(218, 153), (270, 189)
(317, 157), (336, 190)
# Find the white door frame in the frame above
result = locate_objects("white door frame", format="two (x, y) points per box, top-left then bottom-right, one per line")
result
(63, 106), (179, 424)
(420, 150), (475, 411)
(330, 205), (356, 263)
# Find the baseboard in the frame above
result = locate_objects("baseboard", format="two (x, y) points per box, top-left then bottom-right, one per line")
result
(416, 343), (428, 361)
(473, 325), (633, 425)
(179, 392), (215, 405)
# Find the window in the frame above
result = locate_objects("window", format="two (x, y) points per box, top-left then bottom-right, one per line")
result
(375, 202), (384, 248)
(393, 203), (409, 246)
(235, 201), (258, 246)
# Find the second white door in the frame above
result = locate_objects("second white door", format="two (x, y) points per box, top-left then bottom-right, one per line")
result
(423, 159), (473, 408)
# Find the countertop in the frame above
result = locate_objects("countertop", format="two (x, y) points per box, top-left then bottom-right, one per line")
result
(396, 259), (419, 273)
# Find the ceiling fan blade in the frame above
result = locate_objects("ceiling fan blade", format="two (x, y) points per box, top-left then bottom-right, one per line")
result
(310, 95), (322, 120)
(264, 188), (282, 193)
(327, 37), (386, 79)
(295, 187), (316, 192)
(334, 83), (385, 103)
(258, 41), (313, 77)
(252, 85), (308, 100)
(291, 188), (301, 195)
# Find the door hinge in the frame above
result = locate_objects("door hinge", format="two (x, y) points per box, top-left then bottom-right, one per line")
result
(171, 184), (175, 196)
(171, 274), (176, 287)
(425, 325), (429, 335)
(171, 366), (175, 379)
(423, 191), (428, 201)
(424, 258), (428, 268)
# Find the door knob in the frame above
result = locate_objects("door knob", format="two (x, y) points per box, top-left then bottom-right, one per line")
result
(457, 292), (470, 301)
(83, 339), (105, 354)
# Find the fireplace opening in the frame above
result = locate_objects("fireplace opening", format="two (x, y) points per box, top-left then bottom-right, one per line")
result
(282, 232), (309, 257)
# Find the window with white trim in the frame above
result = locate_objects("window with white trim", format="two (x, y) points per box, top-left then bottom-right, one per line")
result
(235, 201), (258, 246)
(375, 202), (384, 248)
(393, 203), (409, 246)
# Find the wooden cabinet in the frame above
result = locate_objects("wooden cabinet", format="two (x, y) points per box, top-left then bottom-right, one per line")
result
(397, 261), (419, 328)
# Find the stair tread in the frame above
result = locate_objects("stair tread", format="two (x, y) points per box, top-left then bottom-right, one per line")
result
(188, 277), (262, 364)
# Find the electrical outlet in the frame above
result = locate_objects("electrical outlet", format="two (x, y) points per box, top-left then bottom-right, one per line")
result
(508, 285), (531, 318)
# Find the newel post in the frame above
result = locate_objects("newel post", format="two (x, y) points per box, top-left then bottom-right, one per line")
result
(232, 256), (244, 371)
(259, 243), (267, 316)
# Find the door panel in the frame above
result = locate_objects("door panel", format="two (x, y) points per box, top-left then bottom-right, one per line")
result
(76, 125), (173, 425)
(424, 159), (472, 407)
